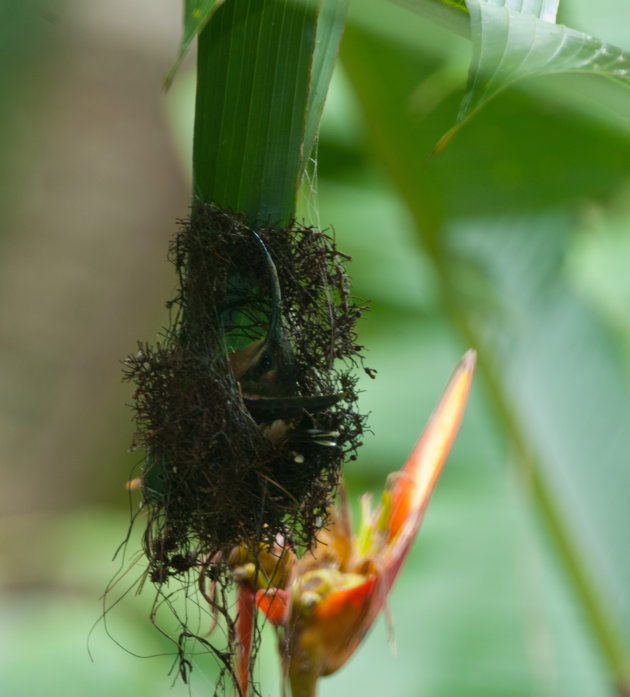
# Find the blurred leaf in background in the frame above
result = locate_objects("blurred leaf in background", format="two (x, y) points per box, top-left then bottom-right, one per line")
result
(1, 0), (630, 696)
(321, 1), (630, 695)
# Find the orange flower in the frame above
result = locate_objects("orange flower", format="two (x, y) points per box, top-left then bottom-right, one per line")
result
(232, 350), (476, 697)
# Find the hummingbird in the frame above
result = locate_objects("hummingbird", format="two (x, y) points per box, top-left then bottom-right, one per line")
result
(227, 232), (298, 400)
(228, 233), (341, 447)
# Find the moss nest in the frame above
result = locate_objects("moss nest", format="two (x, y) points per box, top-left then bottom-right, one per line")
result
(123, 203), (371, 586)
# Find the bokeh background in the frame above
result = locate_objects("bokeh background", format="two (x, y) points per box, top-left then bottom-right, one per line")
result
(2, 1), (630, 696)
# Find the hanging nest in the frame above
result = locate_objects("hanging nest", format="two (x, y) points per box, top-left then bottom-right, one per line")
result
(122, 203), (370, 630)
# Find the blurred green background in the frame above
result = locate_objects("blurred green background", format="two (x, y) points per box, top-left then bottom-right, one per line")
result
(2, 1), (630, 696)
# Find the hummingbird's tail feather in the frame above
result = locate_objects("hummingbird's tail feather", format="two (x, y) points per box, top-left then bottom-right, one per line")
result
(291, 428), (341, 448)
(242, 393), (343, 421)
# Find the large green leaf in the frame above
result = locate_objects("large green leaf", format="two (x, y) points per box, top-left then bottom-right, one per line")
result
(341, 9), (630, 691)
(341, 9), (630, 222)
(458, 0), (630, 123)
(384, 0), (630, 149)
(446, 212), (630, 669)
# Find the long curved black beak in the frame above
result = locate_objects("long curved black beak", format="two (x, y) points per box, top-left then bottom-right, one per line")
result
(251, 231), (283, 346)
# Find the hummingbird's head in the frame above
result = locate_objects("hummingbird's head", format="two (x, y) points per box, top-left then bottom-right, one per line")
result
(230, 334), (297, 398)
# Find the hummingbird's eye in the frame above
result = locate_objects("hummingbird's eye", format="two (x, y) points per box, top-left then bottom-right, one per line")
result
(259, 351), (274, 373)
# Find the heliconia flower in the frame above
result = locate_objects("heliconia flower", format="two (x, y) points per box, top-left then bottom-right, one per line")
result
(231, 350), (477, 697)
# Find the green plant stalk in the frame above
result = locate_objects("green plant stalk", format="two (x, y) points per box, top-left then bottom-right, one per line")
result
(192, 0), (347, 226)
(193, 0), (315, 224)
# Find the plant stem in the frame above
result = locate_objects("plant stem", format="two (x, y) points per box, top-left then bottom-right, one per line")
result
(193, 0), (318, 224)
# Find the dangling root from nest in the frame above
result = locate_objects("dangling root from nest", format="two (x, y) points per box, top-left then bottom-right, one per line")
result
(121, 202), (372, 689)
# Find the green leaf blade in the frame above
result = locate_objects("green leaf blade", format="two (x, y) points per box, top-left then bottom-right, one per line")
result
(193, 0), (318, 223)
(302, 0), (350, 168)
(165, 0), (226, 89)
(459, 0), (630, 122)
